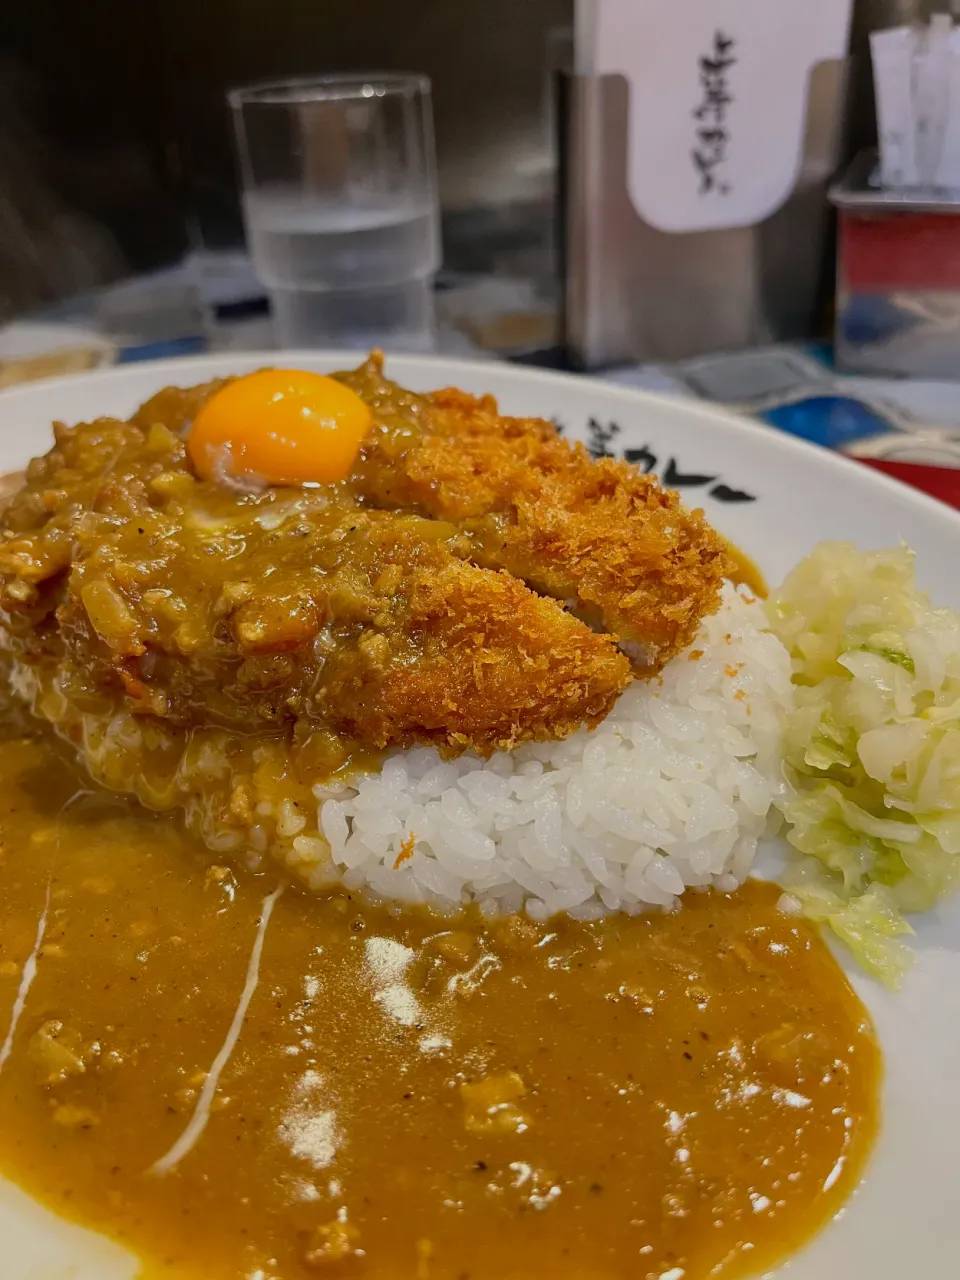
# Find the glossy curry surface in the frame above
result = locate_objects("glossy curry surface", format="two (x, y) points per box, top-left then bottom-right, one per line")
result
(0, 731), (879, 1280)
(0, 357), (731, 766)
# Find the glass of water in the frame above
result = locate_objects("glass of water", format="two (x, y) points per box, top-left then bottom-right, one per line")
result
(229, 74), (441, 351)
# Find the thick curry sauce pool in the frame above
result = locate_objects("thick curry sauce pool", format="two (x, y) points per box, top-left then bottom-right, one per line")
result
(0, 733), (878, 1280)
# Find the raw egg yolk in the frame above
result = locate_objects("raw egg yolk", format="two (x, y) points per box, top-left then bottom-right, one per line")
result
(188, 369), (373, 486)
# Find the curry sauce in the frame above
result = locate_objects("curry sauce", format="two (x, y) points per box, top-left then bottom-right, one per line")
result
(0, 733), (878, 1280)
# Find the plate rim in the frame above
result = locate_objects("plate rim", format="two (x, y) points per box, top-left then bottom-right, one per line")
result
(1, 348), (959, 537)
(1, 350), (960, 1278)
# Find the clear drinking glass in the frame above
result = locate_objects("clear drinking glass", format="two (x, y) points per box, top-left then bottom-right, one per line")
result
(229, 74), (441, 351)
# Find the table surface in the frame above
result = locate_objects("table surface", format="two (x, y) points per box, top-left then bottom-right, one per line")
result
(3, 255), (960, 508)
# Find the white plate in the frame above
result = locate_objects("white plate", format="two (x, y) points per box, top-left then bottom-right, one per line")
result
(1, 352), (959, 1280)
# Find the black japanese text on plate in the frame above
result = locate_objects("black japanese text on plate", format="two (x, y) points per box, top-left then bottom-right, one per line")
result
(559, 415), (756, 504)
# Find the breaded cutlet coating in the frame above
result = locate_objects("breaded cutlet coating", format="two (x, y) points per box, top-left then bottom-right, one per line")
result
(344, 359), (731, 672)
(320, 559), (631, 752)
(134, 355), (730, 675)
(0, 408), (629, 754)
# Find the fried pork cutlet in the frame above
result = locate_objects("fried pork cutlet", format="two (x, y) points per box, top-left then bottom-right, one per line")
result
(321, 558), (631, 751)
(340, 355), (730, 673)
(0, 354), (729, 770)
(133, 354), (731, 675)
(0, 412), (628, 756)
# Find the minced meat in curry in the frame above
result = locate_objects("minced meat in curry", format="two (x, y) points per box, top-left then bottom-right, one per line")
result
(0, 355), (727, 761)
(0, 730), (879, 1280)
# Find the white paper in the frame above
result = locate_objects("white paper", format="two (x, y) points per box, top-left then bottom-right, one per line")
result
(912, 16), (951, 185)
(577, 0), (852, 234)
(935, 28), (960, 188)
(871, 27), (919, 187)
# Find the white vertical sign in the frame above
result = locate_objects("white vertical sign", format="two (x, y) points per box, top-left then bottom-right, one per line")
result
(578, 0), (852, 233)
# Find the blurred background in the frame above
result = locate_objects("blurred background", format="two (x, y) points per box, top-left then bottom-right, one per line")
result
(7, 0), (960, 513)
(6, 1), (939, 321)
(1, 0), (573, 321)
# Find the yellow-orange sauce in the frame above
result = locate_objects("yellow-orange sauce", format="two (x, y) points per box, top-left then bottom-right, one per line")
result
(726, 542), (767, 599)
(0, 734), (878, 1279)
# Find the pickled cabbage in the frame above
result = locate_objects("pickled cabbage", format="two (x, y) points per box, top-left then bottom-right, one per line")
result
(768, 542), (960, 986)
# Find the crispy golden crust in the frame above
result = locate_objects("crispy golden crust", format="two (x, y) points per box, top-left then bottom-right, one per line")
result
(346, 360), (731, 672)
(131, 357), (730, 674)
(0, 354), (724, 761)
(323, 560), (631, 752)
(0, 405), (629, 754)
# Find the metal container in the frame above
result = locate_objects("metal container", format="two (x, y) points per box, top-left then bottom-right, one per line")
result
(830, 149), (960, 378)
(561, 61), (849, 368)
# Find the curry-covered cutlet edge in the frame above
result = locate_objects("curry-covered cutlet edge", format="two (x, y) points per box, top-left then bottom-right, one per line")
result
(0, 364), (637, 755)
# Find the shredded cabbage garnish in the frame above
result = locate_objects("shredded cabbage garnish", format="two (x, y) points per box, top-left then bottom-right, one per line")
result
(767, 542), (960, 987)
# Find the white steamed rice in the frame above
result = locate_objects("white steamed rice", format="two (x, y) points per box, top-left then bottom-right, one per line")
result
(316, 583), (794, 920)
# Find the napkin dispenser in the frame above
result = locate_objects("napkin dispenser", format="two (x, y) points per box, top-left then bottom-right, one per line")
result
(563, 0), (853, 368)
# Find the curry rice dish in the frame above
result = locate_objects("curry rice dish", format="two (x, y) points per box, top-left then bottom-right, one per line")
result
(0, 353), (728, 749)
(0, 356), (881, 1279)
(0, 353), (778, 919)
